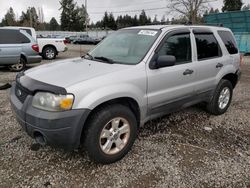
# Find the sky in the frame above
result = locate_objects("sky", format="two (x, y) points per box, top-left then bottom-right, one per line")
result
(0, 0), (250, 23)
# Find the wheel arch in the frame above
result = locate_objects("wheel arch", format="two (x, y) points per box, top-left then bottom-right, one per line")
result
(20, 54), (27, 62)
(42, 44), (58, 53)
(221, 72), (238, 88)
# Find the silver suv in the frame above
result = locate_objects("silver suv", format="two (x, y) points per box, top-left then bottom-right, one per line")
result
(0, 28), (41, 71)
(10, 25), (241, 164)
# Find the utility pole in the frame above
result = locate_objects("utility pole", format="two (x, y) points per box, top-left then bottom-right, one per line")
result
(85, 0), (88, 34)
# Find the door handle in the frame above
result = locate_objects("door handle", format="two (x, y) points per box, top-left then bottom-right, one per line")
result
(183, 69), (194, 75)
(216, 63), (224, 68)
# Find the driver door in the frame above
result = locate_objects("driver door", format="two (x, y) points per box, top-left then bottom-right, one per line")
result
(146, 29), (197, 116)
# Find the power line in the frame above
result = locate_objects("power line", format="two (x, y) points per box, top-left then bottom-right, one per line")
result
(89, 7), (167, 15)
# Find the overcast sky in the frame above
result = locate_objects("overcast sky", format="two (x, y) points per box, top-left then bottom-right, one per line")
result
(0, 0), (250, 23)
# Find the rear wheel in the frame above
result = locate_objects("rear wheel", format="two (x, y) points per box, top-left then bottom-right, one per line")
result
(83, 104), (137, 164)
(8, 57), (26, 72)
(42, 46), (57, 60)
(206, 79), (233, 115)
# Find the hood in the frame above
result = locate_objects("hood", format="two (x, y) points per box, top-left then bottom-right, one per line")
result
(24, 58), (131, 88)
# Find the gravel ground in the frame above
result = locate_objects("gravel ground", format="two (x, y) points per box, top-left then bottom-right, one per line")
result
(0, 45), (249, 188)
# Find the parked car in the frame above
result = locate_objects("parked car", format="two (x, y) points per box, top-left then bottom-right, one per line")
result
(10, 25), (241, 164)
(66, 36), (78, 43)
(5, 27), (68, 60)
(73, 36), (101, 45)
(0, 28), (41, 71)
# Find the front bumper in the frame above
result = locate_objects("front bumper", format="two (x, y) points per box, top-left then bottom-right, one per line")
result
(10, 83), (91, 150)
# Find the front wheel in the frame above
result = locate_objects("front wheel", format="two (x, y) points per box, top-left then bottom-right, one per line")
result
(206, 79), (233, 115)
(8, 57), (26, 72)
(83, 104), (138, 164)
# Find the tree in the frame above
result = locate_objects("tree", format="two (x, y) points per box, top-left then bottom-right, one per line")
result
(222, 0), (243, 12)
(102, 12), (109, 29)
(1, 7), (16, 26)
(161, 15), (166, 24)
(168, 0), (216, 24)
(152, 15), (160, 25)
(77, 4), (88, 31)
(101, 12), (117, 30)
(139, 10), (150, 25)
(242, 4), (250, 11)
(49, 17), (59, 30)
(19, 7), (39, 29)
(60, 0), (77, 31)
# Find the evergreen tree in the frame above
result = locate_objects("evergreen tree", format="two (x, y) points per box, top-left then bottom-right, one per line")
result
(60, 0), (77, 31)
(161, 15), (166, 24)
(139, 10), (149, 25)
(132, 15), (139, 26)
(1, 7), (16, 26)
(19, 7), (39, 29)
(49, 17), (59, 31)
(102, 12), (109, 29)
(77, 4), (88, 31)
(222, 0), (243, 12)
(152, 15), (159, 25)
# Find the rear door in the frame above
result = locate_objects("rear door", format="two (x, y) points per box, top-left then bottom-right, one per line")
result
(191, 29), (225, 95)
(0, 29), (22, 65)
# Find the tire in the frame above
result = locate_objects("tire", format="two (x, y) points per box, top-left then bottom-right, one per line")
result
(83, 104), (138, 164)
(206, 79), (233, 115)
(8, 57), (26, 72)
(42, 46), (57, 60)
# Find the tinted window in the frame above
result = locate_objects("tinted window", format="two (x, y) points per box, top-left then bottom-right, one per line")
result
(195, 33), (221, 60)
(218, 31), (238, 54)
(158, 33), (191, 64)
(0, 29), (20, 44)
(19, 33), (30, 43)
(21, 29), (32, 36)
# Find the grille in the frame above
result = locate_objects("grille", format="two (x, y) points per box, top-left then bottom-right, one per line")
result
(15, 84), (29, 103)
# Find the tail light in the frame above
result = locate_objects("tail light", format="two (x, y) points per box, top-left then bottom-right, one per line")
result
(63, 39), (68, 45)
(240, 54), (243, 66)
(32, 44), (39, 52)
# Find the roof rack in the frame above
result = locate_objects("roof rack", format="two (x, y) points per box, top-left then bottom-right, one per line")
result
(184, 22), (224, 27)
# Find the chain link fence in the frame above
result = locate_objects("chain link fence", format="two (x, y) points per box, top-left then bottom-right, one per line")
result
(36, 30), (113, 39)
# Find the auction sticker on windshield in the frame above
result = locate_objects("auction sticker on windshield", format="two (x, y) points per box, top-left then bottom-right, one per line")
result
(138, 30), (158, 36)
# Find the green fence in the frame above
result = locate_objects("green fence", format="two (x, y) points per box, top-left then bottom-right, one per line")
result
(204, 11), (250, 53)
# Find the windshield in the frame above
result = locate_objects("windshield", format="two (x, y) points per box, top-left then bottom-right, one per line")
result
(88, 29), (160, 65)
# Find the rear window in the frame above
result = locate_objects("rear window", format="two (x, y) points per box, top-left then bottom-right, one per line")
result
(19, 33), (30, 43)
(218, 31), (238, 54)
(0, 29), (20, 44)
(195, 33), (221, 60)
(21, 29), (32, 36)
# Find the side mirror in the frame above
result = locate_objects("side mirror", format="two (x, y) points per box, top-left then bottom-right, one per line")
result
(156, 55), (176, 69)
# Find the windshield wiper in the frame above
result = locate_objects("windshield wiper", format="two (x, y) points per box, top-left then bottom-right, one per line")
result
(94, 56), (114, 64)
(82, 53), (94, 60)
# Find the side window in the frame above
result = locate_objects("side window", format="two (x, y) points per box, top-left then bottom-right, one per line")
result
(0, 29), (20, 44)
(158, 33), (191, 64)
(19, 33), (30, 43)
(195, 33), (221, 60)
(22, 29), (32, 36)
(218, 31), (238, 54)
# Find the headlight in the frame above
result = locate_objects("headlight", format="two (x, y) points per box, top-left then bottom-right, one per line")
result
(32, 92), (74, 111)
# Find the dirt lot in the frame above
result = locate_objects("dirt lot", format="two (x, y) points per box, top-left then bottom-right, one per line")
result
(0, 45), (249, 188)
